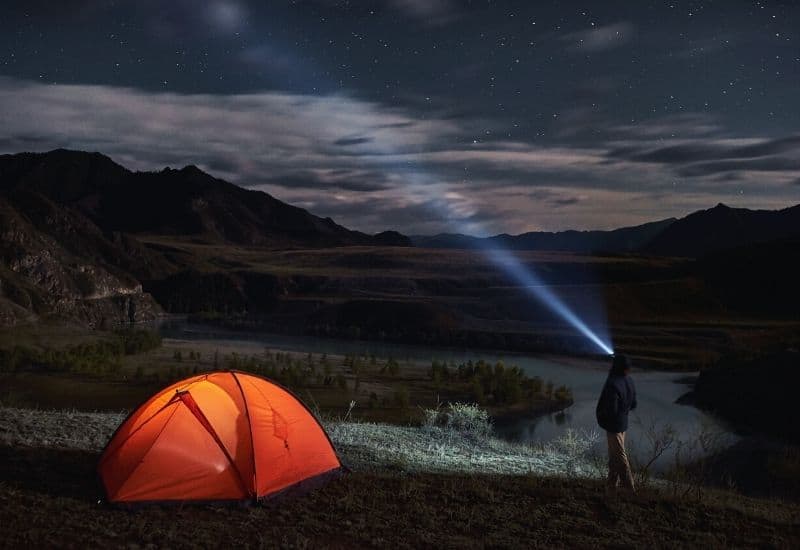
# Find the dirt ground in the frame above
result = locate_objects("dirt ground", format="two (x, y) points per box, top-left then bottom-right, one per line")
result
(1, 444), (799, 549)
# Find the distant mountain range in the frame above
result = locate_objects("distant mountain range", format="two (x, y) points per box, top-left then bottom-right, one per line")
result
(412, 218), (676, 254)
(413, 203), (800, 258)
(0, 149), (410, 248)
(1, 148), (798, 328)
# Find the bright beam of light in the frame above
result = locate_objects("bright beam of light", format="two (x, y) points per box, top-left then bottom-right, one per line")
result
(228, 16), (613, 355)
(483, 247), (614, 355)
(403, 176), (614, 355)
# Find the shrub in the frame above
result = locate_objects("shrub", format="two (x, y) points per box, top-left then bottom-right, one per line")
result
(554, 385), (573, 402)
(393, 386), (410, 409)
(423, 402), (492, 437)
(453, 359), (546, 406)
(386, 358), (400, 377)
(114, 329), (162, 355)
(470, 377), (485, 404)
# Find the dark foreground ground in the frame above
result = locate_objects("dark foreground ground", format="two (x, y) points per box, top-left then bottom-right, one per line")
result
(1, 445), (798, 549)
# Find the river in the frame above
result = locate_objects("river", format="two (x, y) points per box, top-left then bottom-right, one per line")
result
(158, 321), (737, 467)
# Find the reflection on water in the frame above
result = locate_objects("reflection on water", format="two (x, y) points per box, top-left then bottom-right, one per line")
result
(157, 320), (737, 467)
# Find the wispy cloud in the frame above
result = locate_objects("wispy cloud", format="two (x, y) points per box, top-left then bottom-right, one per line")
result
(609, 135), (800, 179)
(0, 77), (796, 234)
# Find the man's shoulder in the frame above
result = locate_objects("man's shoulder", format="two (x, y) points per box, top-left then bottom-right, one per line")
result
(609, 375), (626, 389)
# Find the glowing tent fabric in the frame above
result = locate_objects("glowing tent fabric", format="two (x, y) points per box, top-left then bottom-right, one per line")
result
(98, 371), (342, 503)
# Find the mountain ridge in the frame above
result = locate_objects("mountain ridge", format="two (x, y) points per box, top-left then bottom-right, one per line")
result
(1, 148), (799, 332)
(0, 149), (411, 248)
(413, 202), (800, 257)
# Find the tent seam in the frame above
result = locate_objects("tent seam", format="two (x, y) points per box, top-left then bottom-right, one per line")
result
(99, 391), (184, 467)
(111, 400), (180, 501)
(230, 371), (258, 498)
(178, 391), (251, 499)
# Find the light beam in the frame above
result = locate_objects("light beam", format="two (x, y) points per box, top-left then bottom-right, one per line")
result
(226, 19), (614, 355)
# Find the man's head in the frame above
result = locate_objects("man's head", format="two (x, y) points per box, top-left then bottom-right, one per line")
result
(610, 353), (631, 376)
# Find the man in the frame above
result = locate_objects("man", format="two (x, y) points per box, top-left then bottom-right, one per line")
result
(595, 353), (637, 493)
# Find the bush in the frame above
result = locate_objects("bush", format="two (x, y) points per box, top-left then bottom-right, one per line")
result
(393, 386), (410, 409)
(423, 402), (492, 437)
(0, 342), (123, 376)
(386, 358), (400, 377)
(114, 329), (162, 355)
(554, 385), (573, 402)
(470, 377), (485, 404)
(529, 376), (543, 395)
(453, 360), (534, 405)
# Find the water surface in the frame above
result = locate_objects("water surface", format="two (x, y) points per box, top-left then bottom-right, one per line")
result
(158, 321), (736, 466)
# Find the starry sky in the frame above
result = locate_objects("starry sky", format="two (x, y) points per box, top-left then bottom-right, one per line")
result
(1, 1), (798, 235)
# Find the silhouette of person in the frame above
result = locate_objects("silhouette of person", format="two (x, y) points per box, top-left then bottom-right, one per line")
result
(595, 353), (637, 493)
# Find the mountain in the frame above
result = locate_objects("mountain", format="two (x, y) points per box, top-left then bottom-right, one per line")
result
(643, 202), (800, 257)
(411, 233), (484, 249)
(0, 188), (162, 326)
(695, 237), (800, 316)
(414, 204), (800, 258)
(412, 218), (677, 253)
(0, 149), (408, 326)
(0, 149), (407, 248)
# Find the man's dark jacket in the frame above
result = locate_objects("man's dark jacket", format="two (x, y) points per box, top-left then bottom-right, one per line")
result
(596, 374), (637, 433)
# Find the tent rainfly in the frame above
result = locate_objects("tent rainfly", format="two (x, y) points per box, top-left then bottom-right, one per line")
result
(98, 371), (342, 503)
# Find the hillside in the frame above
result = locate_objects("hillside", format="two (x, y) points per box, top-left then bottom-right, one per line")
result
(1, 407), (798, 548)
(2, 148), (799, 364)
(0, 149), (409, 326)
(644, 203), (800, 257)
(0, 149), (410, 248)
(0, 190), (161, 326)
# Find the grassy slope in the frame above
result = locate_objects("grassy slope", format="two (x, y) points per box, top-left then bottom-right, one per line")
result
(1, 445), (798, 549)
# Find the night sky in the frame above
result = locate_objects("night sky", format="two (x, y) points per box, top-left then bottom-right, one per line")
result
(1, 1), (798, 235)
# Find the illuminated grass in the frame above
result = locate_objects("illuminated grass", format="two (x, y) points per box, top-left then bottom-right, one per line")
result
(0, 407), (600, 478)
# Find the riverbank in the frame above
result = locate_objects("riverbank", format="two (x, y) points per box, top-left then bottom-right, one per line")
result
(0, 323), (576, 426)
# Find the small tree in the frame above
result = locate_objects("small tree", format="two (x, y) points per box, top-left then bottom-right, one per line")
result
(470, 377), (485, 404)
(394, 386), (410, 409)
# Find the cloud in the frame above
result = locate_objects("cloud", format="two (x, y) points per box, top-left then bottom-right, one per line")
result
(257, 169), (391, 193)
(0, 76), (797, 234)
(333, 136), (373, 147)
(609, 134), (800, 178)
(608, 113), (724, 139)
(561, 22), (635, 53)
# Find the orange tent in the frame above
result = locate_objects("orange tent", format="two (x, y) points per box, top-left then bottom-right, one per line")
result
(98, 371), (342, 503)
